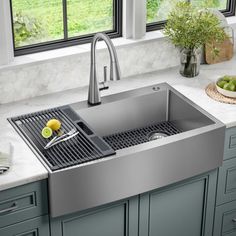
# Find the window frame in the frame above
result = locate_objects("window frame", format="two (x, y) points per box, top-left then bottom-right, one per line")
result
(0, 0), (235, 65)
(146, 0), (236, 32)
(10, 0), (123, 56)
(0, 0), (14, 65)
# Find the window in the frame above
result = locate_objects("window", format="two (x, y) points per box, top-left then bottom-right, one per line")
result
(147, 0), (236, 31)
(0, 0), (234, 61)
(10, 0), (122, 55)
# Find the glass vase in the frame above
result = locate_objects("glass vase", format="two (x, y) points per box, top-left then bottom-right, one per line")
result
(180, 48), (201, 78)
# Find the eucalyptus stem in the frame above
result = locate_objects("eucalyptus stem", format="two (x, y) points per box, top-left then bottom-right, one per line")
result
(163, 1), (226, 50)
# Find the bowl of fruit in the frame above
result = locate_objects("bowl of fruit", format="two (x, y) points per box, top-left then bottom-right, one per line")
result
(216, 75), (236, 98)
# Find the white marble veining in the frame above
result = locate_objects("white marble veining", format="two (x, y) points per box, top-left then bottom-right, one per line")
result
(0, 122), (48, 191)
(0, 38), (179, 104)
(0, 56), (236, 192)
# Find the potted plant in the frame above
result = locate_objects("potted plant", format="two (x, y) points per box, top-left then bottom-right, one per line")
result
(163, 1), (226, 78)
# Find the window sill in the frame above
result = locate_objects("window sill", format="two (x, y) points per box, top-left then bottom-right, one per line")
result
(0, 16), (236, 72)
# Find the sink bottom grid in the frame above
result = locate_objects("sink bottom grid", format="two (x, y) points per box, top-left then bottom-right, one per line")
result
(103, 121), (182, 150)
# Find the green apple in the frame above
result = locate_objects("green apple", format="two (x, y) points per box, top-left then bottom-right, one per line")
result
(222, 75), (231, 82)
(223, 82), (235, 91)
(217, 80), (227, 88)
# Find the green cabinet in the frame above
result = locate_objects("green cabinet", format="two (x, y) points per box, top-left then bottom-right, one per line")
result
(139, 171), (217, 236)
(213, 127), (236, 236)
(0, 180), (48, 228)
(214, 200), (236, 236)
(0, 180), (49, 236)
(216, 157), (236, 205)
(0, 215), (50, 236)
(224, 127), (236, 161)
(50, 196), (139, 236)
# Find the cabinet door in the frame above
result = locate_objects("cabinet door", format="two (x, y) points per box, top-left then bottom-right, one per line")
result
(51, 196), (139, 236)
(0, 215), (50, 236)
(216, 157), (236, 205)
(0, 180), (48, 228)
(139, 171), (217, 236)
(214, 200), (236, 236)
(224, 127), (236, 161)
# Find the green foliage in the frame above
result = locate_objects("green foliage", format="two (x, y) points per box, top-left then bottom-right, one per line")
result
(163, 1), (226, 50)
(147, 0), (161, 22)
(12, 0), (113, 47)
(196, 0), (220, 8)
(13, 12), (45, 47)
(147, 0), (227, 24)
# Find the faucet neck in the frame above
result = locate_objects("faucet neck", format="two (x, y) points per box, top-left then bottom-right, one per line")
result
(88, 33), (121, 105)
(91, 34), (117, 63)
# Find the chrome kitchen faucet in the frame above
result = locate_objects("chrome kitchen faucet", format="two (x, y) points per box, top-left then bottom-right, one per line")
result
(88, 33), (121, 105)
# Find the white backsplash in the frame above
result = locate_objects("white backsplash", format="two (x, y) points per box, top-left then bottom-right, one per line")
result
(0, 37), (179, 104)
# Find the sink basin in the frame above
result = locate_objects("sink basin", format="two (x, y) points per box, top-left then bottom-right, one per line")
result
(48, 83), (225, 217)
(77, 84), (214, 143)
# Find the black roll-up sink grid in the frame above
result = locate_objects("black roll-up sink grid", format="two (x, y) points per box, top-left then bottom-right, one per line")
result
(9, 106), (115, 171)
(103, 121), (181, 151)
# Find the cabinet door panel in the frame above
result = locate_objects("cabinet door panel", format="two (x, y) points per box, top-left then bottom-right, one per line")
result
(0, 180), (48, 228)
(51, 197), (139, 236)
(224, 127), (236, 161)
(217, 157), (236, 205)
(0, 215), (50, 236)
(149, 180), (204, 236)
(140, 171), (217, 236)
(214, 200), (236, 236)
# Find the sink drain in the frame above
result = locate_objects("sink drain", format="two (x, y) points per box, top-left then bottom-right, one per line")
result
(148, 131), (168, 141)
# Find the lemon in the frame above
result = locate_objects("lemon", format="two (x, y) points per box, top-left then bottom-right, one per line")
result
(41, 127), (53, 139)
(46, 119), (61, 131)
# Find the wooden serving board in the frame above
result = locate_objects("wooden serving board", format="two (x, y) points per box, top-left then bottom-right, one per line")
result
(205, 38), (234, 64)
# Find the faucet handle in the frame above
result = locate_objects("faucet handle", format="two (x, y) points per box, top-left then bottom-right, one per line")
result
(104, 66), (107, 82)
(99, 66), (109, 91)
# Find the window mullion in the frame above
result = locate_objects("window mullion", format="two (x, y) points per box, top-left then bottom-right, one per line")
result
(123, 0), (146, 39)
(62, 0), (68, 40)
(133, 0), (146, 39)
(123, 0), (133, 38)
(0, 0), (14, 66)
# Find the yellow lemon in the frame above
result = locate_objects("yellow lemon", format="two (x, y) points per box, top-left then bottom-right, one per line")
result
(46, 119), (61, 131)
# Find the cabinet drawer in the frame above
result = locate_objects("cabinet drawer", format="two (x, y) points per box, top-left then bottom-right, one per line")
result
(214, 200), (236, 236)
(217, 158), (236, 205)
(0, 180), (48, 228)
(0, 215), (50, 236)
(224, 127), (236, 161)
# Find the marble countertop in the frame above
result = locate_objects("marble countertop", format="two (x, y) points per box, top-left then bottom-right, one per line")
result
(1, 58), (236, 191)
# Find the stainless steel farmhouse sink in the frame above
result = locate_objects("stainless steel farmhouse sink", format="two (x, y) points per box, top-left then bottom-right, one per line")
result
(9, 83), (225, 217)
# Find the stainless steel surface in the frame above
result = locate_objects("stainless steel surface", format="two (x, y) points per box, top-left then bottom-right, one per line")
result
(46, 83), (225, 217)
(148, 132), (168, 141)
(44, 131), (79, 150)
(88, 33), (121, 105)
(44, 128), (77, 149)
